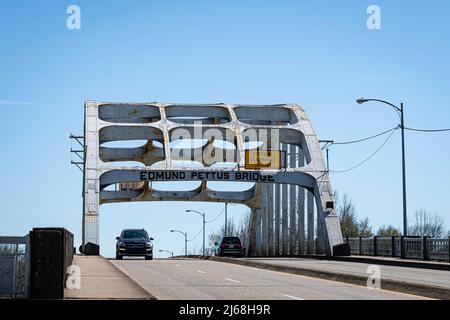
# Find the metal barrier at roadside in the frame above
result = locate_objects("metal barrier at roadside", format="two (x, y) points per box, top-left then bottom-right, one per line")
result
(345, 236), (449, 262)
(0, 236), (30, 298)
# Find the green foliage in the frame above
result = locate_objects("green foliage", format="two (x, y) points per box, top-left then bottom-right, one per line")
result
(377, 225), (401, 237)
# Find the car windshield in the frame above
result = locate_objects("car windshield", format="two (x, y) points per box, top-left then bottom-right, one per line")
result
(221, 237), (240, 244)
(122, 230), (148, 239)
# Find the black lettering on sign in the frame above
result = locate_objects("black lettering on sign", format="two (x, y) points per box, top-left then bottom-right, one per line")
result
(138, 170), (275, 182)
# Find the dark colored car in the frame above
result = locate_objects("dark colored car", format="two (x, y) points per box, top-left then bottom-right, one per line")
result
(116, 228), (154, 260)
(215, 236), (244, 257)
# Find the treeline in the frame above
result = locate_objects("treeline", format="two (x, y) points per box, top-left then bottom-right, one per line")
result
(336, 192), (448, 238)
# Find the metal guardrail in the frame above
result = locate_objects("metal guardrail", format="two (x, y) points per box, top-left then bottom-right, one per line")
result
(0, 236), (30, 298)
(428, 238), (449, 261)
(345, 236), (450, 262)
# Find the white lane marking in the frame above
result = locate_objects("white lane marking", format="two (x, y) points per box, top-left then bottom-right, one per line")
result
(281, 294), (304, 300)
(224, 278), (240, 283)
(175, 264), (181, 267)
(197, 270), (206, 274)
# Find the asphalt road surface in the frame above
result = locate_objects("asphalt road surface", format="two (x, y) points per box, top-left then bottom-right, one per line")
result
(242, 258), (450, 289)
(110, 258), (427, 300)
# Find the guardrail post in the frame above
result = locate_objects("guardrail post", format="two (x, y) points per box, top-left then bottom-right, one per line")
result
(359, 236), (363, 255)
(391, 236), (396, 257)
(373, 236), (378, 256)
(400, 235), (406, 259)
(423, 236), (429, 261)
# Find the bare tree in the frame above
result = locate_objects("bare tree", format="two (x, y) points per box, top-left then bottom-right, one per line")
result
(208, 210), (251, 249)
(358, 217), (373, 237)
(408, 209), (447, 238)
(337, 193), (359, 237)
(335, 192), (373, 237)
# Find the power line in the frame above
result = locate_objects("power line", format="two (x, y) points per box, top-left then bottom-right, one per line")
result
(331, 126), (399, 146)
(188, 227), (203, 242)
(405, 127), (450, 132)
(205, 207), (225, 223)
(330, 127), (398, 173)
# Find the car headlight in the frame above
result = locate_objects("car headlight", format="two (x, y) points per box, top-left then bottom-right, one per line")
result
(145, 242), (153, 249)
(118, 242), (126, 248)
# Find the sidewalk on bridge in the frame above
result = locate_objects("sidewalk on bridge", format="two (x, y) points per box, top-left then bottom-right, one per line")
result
(190, 255), (450, 299)
(330, 255), (450, 271)
(64, 255), (155, 300)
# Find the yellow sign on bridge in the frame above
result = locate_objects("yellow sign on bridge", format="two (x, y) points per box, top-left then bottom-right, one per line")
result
(244, 150), (284, 170)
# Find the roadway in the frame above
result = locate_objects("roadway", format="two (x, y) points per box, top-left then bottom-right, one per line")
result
(110, 258), (427, 300)
(242, 258), (450, 289)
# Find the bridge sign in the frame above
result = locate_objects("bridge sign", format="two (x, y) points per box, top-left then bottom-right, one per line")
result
(244, 150), (285, 170)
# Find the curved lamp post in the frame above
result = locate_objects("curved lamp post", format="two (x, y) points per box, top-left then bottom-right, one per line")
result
(356, 98), (407, 236)
(170, 229), (188, 256)
(186, 209), (206, 256)
(158, 249), (174, 258)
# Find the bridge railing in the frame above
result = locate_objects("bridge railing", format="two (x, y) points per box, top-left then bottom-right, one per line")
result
(345, 236), (450, 262)
(0, 235), (30, 298)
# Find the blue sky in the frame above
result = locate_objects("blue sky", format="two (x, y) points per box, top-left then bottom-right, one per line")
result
(1, 1), (449, 257)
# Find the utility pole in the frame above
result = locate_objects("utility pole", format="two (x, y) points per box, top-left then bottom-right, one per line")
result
(224, 203), (228, 236)
(357, 98), (408, 236)
(170, 229), (188, 256)
(400, 103), (408, 236)
(326, 148), (330, 172)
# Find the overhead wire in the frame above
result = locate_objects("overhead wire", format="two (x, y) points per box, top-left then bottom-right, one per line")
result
(330, 127), (399, 173)
(405, 127), (450, 132)
(205, 207), (225, 223)
(188, 227), (203, 242)
(330, 126), (399, 146)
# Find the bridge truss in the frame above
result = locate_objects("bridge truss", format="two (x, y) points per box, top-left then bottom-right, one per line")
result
(82, 101), (344, 256)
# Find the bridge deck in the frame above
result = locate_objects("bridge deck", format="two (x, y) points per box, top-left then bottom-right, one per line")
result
(109, 258), (424, 300)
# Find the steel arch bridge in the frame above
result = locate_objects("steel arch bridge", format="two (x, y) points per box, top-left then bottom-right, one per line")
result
(81, 101), (344, 256)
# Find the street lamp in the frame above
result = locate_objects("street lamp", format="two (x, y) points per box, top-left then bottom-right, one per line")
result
(170, 229), (188, 256)
(356, 98), (407, 236)
(186, 209), (206, 256)
(158, 249), (174, 258)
